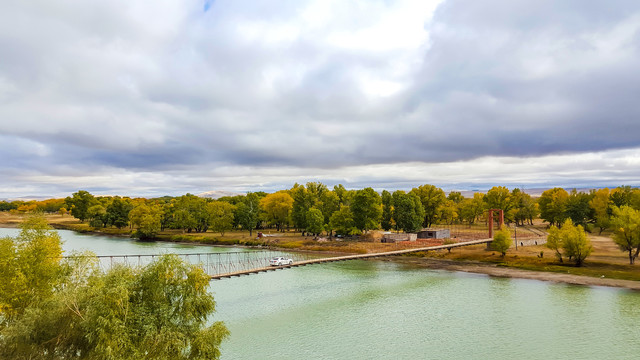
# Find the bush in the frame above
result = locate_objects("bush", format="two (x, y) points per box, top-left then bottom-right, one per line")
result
(492, 227), (512, 257)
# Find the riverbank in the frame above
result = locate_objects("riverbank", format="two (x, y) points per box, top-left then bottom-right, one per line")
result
(2, 213), (639, 289)
(389, 257), (640, 290)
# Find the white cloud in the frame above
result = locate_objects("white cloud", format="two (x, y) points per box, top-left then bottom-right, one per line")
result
(1, 0), (639, 197)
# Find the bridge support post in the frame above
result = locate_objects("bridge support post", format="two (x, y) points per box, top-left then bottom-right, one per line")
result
(487, 209), (504, 250)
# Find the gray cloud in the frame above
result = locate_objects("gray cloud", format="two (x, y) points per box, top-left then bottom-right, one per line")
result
(1, 0), (639, 197)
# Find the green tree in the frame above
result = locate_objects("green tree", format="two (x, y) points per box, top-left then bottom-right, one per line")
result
(87, 204), (107, 228)
(484, 186), (513, 223)
(381, 190), (393, 231)
(65, 190), (97, 222)
(329, 205), (356, 236)
(351, 187), (382, 232)
(492, 227), (511, 257)
(538, 187), (569, 226)
(410, 184), (445, 228)
(610, 186), (633, 208)
(207, 201), (236, 236)
(318, 190), (340, 228)
(236, 193), (260, 236)
(290, 184), (312, 232)
(174, 194), (209, 233)
(610, 206), (640, 264)
(305, 208), (325, 236)
(565, 189), (593, 227)
(333, 184), (352, 205)
(510, 189), (538, 226)
(105, 197), (134, 229)
(392, 191), (424, 233)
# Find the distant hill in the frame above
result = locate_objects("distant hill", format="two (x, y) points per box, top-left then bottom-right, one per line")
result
(197, 190), (243, 199)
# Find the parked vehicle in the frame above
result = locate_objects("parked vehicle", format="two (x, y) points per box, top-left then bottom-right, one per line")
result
(269, 257), (293, 266)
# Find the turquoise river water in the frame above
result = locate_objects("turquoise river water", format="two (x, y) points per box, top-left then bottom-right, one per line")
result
(2, 228), (639, 359)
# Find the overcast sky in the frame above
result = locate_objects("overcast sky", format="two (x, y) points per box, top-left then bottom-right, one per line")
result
(1, 0), (640, 198)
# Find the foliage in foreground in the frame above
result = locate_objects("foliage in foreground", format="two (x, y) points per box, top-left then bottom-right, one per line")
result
(0, 215), (228, 359)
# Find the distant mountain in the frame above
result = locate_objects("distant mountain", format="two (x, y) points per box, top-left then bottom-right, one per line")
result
(197, 190), (243, 199)
(1, 195), (58, 201)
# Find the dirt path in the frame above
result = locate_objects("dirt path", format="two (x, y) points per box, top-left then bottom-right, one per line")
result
(391, 257), (640, 290)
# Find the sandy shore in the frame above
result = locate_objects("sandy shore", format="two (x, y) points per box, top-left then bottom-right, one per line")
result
(390, 257), (640, 291)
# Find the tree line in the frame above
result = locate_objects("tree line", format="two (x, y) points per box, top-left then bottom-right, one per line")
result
(3, 184), (640, 264)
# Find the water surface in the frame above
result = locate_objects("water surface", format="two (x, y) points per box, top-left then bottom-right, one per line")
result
(2, 227), (638, 359)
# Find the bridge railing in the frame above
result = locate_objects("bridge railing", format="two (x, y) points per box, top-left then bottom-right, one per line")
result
(62, 250), (327, 277)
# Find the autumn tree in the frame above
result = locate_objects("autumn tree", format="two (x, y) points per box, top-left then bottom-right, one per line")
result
(492, 227), (511, 257)
(560, 220), (592, 266)
(260, 191), (293, 232)
(438, 199), (458, 225)
(459, 193), (485, 225)
(589, 188), (611, 234)
(0, 214), (62, 322)
(546, 219), (592, 266)
(610, 206), (640, 264)
(610, 186), (633, 208)
(129, 203), (163, 240)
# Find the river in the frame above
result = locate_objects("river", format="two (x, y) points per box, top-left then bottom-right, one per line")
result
(2, 228), (639, 359)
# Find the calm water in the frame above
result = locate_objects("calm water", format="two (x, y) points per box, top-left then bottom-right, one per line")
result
(2, 228), (639, 359)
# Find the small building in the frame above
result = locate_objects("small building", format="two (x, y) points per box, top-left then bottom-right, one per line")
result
(417, 229), (450, 239)
(381, 233), (417, 243)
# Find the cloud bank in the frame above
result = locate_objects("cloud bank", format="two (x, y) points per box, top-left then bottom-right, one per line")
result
(1, 0), (639, 197)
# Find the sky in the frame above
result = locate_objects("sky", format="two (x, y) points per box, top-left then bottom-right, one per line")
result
(1, 0), (640, 198)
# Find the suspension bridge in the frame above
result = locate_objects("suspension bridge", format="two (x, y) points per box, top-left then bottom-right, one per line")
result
(64, 238), (495, 280)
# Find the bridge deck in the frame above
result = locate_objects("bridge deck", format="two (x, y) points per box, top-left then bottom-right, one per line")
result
(211, 238), (492, 280)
